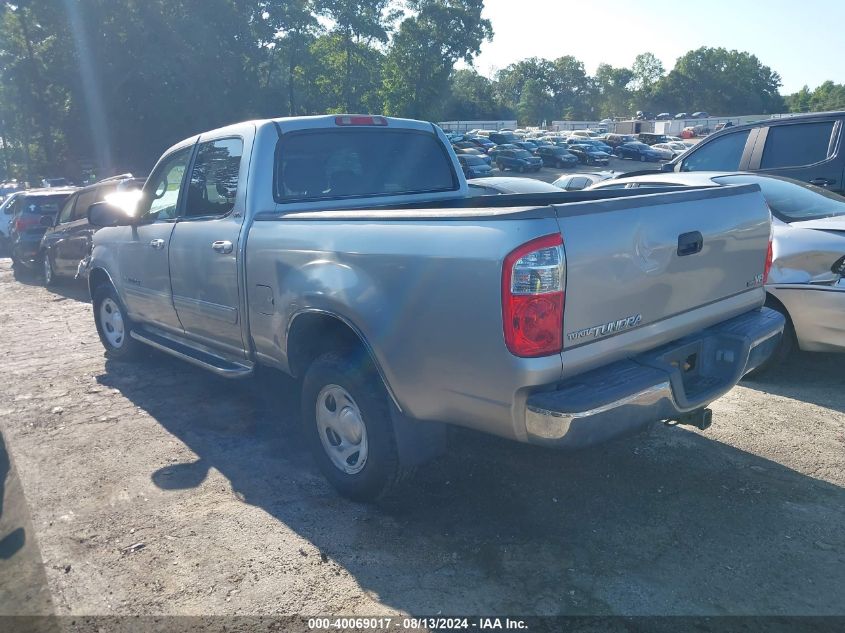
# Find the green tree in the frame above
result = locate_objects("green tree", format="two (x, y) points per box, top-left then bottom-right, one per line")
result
(785, 85), (812, 113)
(631, 52), (664, 92)
(314, 0), (394, 112)
(441, 69), (507, 120)
(592, 63), (634, 118)
(808, 81), (845, 112)
(654, 47), (784, 115)
(381, 0), (492, 119)
(253, 1), (321, 116)
(516, 78), (554, 126)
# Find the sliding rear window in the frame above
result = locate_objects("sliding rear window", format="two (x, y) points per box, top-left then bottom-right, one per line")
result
(274, 129), (458, 203)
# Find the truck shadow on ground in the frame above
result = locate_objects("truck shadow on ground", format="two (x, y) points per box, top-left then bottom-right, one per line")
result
(741, 351), (845, 414)
(11, 266), (91, 303)
(97, 353), (845, 616)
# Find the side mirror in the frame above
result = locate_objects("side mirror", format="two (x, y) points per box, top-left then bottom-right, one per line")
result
(87, 201), (137, 227)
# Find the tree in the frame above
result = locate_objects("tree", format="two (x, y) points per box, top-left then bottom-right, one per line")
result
(631, 52), (664, 93)
(314, 0), (394, 112)
(516, 78), (554, 126)
(785, 85), (812, 113)
(253, 1), (321, 116)
(592, 63), (634, 118)
(381, 0), (492, 119)
(653, 47), (784, 115)
(441, 69), (506, 120)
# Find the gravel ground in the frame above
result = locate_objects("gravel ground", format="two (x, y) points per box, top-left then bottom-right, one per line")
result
(0, 258), (843, 618)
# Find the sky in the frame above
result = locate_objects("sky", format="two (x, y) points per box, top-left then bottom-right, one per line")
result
(468, 0), (845, 95)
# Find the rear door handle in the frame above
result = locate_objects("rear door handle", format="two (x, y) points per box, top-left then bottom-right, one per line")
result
(677, 231), (703, 257)
(810, 178), (835, 186)
(149, 239), (165, 250)
(211, 240), (233, 254)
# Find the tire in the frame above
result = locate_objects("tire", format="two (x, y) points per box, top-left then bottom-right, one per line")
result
(301, 350), (407, 501)
(744, 303), (796, 378)
(42, 251), (58, 287)
(497, 162), (505, 172)
(517, 165), (525, 173)
(92, 283), (142, 359)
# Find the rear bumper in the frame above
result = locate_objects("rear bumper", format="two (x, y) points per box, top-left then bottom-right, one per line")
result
(524, 308), (785, 448)
(10, 233), (44, 267)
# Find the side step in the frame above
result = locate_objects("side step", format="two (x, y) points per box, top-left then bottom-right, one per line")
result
(130, 330), (254, 379)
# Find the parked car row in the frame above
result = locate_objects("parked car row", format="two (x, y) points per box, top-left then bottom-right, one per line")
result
(2, 174), (143, 284)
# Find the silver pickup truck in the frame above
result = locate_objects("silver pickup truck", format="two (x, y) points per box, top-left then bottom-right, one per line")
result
(84, 115), (784, 500)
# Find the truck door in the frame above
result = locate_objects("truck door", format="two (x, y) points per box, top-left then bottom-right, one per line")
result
(168, 137), (247, 358)
(116, 146), (193, 332)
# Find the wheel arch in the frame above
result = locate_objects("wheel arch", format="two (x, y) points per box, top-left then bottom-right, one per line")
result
(285, 309), (402, 412)
(87, 266), (117, 298)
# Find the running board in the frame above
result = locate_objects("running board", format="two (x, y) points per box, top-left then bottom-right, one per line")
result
(130, 330), (254, 379)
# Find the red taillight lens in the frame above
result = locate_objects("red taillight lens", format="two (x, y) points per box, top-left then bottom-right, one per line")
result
(763, 238), (773, 284)
(14, 217), (37, 232)
(502, 234), (565, 357)
(334, 115), (388, 126)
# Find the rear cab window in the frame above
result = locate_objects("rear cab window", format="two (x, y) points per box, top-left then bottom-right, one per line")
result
(274, 129), (458, 203)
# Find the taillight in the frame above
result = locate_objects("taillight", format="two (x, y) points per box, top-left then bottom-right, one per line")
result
(14, 216), (37, 232)
(762, 204), (774, 285)
(334, 115), (388, 126)
(763, 238), (773, 284)
(502, 234), (565, 357)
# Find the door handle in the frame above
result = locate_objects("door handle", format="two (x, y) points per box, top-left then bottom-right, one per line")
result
(810, 178), (835, 186)
(149, 238), (165, 250)
(211, 240), (233, 254)
(677, 231), (703, 257)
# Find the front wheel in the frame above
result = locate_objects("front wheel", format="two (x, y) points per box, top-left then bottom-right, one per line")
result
(92, 283), (142, 359)
(302, 350), (407, 501)
(42, 252), (58, 287)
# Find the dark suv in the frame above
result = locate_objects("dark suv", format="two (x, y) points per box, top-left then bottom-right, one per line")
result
(40, 175), (143, 285)
(663, 111), (845, 193)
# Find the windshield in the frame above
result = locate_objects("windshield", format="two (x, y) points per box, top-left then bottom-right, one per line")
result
(462, 155), (486, 166)
(512, 150), (532, 159)
(714, 175), (845, 222)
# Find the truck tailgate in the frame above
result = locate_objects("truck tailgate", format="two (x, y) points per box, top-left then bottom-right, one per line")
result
(556, 185), (770, 352)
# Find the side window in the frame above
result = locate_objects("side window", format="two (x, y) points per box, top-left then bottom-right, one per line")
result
(568, 177), (589, 190)
(73, 189), (100, 222)
(681, 130), (750, 172)
(185, 138), (243, 218)
(760, 122), (835, 169)
(57, 194), (77, 224)
(137, 146), (193, 221)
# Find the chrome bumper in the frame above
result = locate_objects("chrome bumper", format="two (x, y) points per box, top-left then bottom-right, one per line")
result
(525, 308), (785, 448)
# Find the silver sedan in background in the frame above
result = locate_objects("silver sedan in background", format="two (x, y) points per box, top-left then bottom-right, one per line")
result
(590, 171), (845, 372)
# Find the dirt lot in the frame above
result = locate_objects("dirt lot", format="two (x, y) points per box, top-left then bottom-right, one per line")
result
(0, 258), (843, 618)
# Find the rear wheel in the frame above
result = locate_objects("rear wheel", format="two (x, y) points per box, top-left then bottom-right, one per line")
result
(92, 283), (142, 359)
(302, 350), (407, 501)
